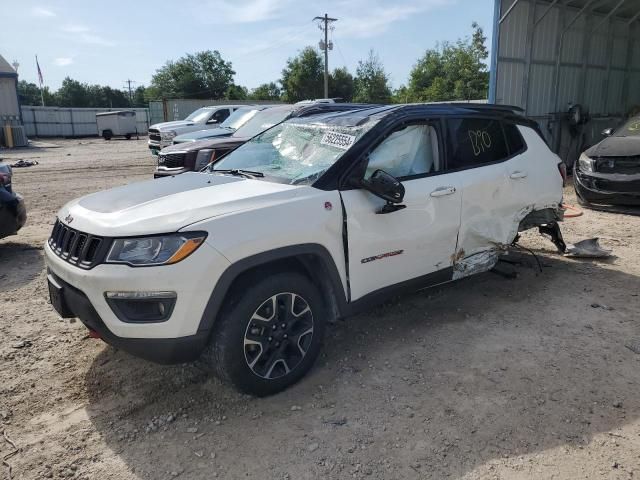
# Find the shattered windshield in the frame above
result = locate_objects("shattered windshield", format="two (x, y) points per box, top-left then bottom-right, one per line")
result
(615, 116), (640, 137)
(211, 120), (377, 185)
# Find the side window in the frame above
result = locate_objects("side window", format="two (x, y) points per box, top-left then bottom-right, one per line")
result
(503, 122), (525, 154)
(365, 123), (441, 180)
(210, 109), (230, 123)
(446, 118), (510, 170)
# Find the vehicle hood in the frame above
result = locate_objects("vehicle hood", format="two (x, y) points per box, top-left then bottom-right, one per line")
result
(58, 172), (301, 237)
(149, 120), (199, 131)
(173, 128), (234, 143)
(162, 136), (250, 154)
(585, 136), (640, 157)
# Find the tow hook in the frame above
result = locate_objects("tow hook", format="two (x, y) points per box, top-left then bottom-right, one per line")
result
(88, 330), (101, 339)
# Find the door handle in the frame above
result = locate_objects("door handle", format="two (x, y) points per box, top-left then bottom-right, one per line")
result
(430, 186), (456, 197)
(510, 171), (528, 179)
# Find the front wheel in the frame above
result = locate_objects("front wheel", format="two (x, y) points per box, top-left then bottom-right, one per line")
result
(199, 272), (326, 396)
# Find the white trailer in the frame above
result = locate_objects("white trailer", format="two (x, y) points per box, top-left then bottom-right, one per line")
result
(95, 111), (138, 140)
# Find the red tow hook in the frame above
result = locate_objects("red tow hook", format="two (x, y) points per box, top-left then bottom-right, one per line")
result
(88, 329), (101, 339)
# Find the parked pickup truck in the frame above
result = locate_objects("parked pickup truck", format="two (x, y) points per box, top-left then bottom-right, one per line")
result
(171, 106), (272, 145)
(147, 105), (247, 154)
(46, 104), (565, 396)
(154, 102), (374, 177)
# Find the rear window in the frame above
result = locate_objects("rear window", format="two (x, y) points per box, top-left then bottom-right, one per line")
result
(447, 118), (510, 169)
(503, 122), (525, 154)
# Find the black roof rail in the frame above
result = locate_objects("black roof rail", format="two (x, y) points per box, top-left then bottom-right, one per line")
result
(429, 102), (524, 113)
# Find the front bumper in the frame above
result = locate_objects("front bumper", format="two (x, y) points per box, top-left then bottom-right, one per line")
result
(44, 238), (231, 362)
(48, 271), (208, 363)
(148, 139), (172, 153)
(574, 169), (640, 206)
(0, 192), (27, 239)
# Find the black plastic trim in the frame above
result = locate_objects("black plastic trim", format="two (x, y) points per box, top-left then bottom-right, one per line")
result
(341, 267), (453, 317)
(196, 244), (456, 332)
(197, 244), (348, 333)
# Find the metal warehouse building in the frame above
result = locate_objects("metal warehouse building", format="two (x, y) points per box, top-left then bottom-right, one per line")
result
(0, 53), (25, 147)
(489, 0), (640, 164)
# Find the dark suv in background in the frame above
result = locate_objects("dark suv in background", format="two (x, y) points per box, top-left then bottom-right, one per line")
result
(575, 115), (640, 208)
(153, 103), (376, 178)
(0, 162), (27, 239)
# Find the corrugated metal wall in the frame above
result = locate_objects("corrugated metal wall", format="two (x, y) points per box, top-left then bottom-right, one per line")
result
(495, 0), (640, 118)
(148, 99), (282, 126)
(0, 77), (20, 119)
(21, 107), (150, 137)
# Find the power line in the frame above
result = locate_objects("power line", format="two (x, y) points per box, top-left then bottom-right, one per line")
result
(313, 13), (338, 98)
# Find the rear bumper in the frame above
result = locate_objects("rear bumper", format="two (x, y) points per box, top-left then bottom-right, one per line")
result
(574, 169), (640, 206)
(0, 192), (26, 238)
(50, 271), (208, 364)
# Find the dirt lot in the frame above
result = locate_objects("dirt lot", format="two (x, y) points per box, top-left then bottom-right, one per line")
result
(0, 138), (639, 480)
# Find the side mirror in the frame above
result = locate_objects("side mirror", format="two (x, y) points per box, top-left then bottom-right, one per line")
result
(207, 119), (219, 125)
(362, 169), (405, 204)
(601, 128), (614, 137)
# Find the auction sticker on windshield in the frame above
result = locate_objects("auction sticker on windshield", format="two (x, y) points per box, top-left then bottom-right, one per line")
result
(321, 131), (357, 150)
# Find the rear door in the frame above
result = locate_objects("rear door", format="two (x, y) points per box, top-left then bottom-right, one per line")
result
(445, 117), (520, 274)
(340, 121), (462, 301)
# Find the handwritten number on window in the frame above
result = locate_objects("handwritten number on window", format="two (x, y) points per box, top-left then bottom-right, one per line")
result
(468, 130), (492, 156)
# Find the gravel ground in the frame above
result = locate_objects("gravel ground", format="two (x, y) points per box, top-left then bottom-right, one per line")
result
(0, 138), (639, 480)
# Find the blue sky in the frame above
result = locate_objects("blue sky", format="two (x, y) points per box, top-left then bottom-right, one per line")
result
(1, 0), (494, 92)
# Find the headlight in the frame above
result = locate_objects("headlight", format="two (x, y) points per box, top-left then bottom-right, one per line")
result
(106, 232), (207, 266)
(161, 131), (177, 140)
(578, 153), (595, 173)
(195, 149), (216, 171)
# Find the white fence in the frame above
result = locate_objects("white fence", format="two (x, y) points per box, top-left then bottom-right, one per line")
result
(21, 106), (150, 137)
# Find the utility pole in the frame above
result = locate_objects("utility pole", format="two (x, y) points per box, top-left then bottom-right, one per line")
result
(124, 79), (136, 106)
(313, 13), (337, 99)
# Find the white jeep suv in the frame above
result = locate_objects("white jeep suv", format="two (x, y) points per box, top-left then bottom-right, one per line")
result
(45, 104), (565, 396)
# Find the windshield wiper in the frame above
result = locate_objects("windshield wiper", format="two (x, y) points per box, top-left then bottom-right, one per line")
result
(211, 168), (264, 178)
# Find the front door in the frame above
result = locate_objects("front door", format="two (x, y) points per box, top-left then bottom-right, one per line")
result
(340, 122), (462, 301)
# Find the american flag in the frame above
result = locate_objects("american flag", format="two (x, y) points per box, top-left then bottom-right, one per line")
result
(36, 55), (43, 85)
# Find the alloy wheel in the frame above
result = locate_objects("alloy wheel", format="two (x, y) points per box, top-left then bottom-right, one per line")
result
(243, 292), (314, 379)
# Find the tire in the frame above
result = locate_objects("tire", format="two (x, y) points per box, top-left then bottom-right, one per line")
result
(199, 271), (326, 396)
(102, 130), (112, 140)
(125, 133), (132, 140)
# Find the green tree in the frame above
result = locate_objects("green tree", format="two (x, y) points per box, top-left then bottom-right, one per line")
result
(132, 85), (148, 107)
(225, 84), (248, 100)
(406, 22), (489, 102)
(17, 80), (55, 106)
(55, 77), (89, 107)
(353, 50), (392, 104)
(280, 47), (323, 102)
(150, 50), (236, 99)
(248, 82), (281, 101)
(329, 67), (354, 102)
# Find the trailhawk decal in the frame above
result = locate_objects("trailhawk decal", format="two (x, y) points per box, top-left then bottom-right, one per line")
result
(361, 250), (404, 264)
(320, 131), (357, 150)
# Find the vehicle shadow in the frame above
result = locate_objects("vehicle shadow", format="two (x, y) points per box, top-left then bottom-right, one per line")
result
(83, 252), (640, 479)
(0, 241), (43, 292)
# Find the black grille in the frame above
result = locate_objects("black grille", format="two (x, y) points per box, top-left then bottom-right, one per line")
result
(49, 219), (107, 269)
(595, 156), (640, 175)
(157, 152), (186, 168)
(149, 129), (161, 142)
